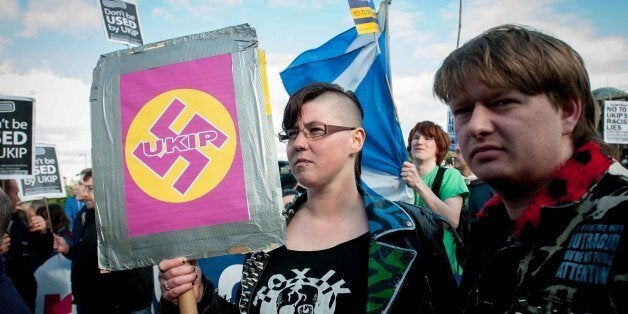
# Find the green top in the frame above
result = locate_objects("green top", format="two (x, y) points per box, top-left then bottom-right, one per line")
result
(414, 165), (468, 279)
(414, 166), (469, 206)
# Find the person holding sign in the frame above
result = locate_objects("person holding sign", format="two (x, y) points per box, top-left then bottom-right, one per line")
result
(433, 24), (628, 313)
(0, 189), (31, 314)
(53, 169), (153, 314)
(0, 179), (52, 312)
(158, 83), (458, 313)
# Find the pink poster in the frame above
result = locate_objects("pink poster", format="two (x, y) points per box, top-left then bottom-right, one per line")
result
(120, 54), (248, 236)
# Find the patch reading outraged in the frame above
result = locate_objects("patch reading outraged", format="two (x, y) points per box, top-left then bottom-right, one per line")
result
(555, 223), (624, 285)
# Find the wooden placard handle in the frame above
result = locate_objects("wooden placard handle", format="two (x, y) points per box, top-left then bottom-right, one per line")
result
(178, 289), (198, 314)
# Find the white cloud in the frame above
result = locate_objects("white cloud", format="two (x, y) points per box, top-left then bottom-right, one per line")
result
(151, 7), (175, 21)
(389, 4), (426, 42)
(267, 0), (337, 9)
(383, 0), (628, 142)
(265, 52), (295, 161)
(0, 0), (20, 20)
(158, 0), (243, 18)
(18, 0), (100, 37)
(0, 35), (9, 53)
(2, 0), (626, 176)
(0, 61), (92, 179)
(393, 73), (449, 142)
(449, 0), (628, 89)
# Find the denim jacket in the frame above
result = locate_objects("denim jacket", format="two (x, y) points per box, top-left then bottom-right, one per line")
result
(238, 188), (458, 313)
(162, 188), (458, 313)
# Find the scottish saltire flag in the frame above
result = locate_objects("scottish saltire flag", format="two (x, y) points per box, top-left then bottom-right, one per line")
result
(280, 1), (411, 202)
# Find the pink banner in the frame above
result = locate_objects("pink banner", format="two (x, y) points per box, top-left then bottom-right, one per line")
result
(120, 54), (248, 236)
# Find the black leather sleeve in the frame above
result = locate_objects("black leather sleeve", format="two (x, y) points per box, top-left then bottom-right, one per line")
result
(395, 201), (462, 313)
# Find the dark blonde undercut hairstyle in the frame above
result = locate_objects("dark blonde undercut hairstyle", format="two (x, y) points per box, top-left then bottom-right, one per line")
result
(433, 24), (605, 151)
(407, 121), (451, 165)
(282, 82), (364, 186)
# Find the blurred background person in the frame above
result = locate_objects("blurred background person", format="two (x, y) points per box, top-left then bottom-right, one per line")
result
(0, 222), (9, 255)
(34, 202), (74, 314)
(37, 203), (73, 253)
(28, 199), (45, 216)
(401, 121), (468, 283)
(53, 169), (153, 314)
(280, 172), (306, 194)
(281, 188), (300, 207)
(0, 179), (52, 312)
(0, 189), (31, 314)
(64, 179), (85, 230)
(452, 145), (495, 224)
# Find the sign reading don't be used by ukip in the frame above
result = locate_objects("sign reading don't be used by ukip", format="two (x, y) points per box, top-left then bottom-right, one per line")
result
(0, 96), (35, 179)
(98, 0), (143, 47)
(91, 24), (284, 271)
(18, 144), (66, 201)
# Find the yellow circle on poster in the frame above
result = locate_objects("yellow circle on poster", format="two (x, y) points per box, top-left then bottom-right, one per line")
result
(125, 89), (237, 203)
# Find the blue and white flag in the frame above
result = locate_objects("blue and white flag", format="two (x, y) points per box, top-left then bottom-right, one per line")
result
(280, 1), (411, 202)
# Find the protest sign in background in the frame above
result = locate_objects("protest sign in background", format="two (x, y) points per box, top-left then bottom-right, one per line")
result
(604, 100), (628, 144)
(90, 24), (284, 271)
(98, 0), (143, 47)
(34, 255), (74, 314)
(0, 95), (35, 179)
(18, 144), (66, 201)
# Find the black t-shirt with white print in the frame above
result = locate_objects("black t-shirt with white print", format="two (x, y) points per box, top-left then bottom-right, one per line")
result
(250, 232), (370, 314)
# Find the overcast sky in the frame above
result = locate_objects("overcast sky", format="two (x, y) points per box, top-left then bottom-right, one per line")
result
(1, 0), (627, 179)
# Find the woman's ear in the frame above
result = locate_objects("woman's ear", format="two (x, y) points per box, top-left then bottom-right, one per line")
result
(350, 127), (366, 154)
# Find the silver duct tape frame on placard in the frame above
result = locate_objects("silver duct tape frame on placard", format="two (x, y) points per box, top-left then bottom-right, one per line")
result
(90, 24), (284, 271)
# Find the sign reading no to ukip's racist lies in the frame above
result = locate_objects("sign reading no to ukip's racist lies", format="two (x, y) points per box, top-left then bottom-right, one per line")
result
(90, 24), (284, 271)
(0, 95), (35, 179)
(604, 100), (628, 144)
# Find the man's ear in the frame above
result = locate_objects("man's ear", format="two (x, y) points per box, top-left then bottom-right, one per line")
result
(561, 98), (582, 135)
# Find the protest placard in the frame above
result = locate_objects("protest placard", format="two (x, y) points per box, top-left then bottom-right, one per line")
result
(98, 0), (143, 47)
(90, 24), (284, 271)
(604, 100), (628, 144)
(18, 144), (66, 201)
(0, 95), (35, 179)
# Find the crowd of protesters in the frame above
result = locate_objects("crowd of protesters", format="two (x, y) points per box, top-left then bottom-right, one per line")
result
(1, 169), (153, 314)
(2, 24), (627, 314)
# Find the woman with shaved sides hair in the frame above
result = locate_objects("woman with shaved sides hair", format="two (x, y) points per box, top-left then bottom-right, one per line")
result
(158, 83), (458, 313)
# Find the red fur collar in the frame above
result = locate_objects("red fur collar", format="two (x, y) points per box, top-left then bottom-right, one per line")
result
(477, 141), (613, 237)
